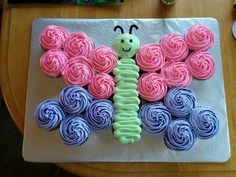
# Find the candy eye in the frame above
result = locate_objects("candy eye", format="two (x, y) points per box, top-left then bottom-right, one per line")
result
(121, 39), (124, 43)
(129, 39), (133, 43)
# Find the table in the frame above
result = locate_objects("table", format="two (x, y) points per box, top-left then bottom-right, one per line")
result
(1, 0), (236, 176)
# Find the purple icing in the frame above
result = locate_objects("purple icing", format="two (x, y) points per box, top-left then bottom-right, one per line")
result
(164, 119), (196, 151)
(139, 102), (171, 134)
(189, 106), (219, 139)
(59, 114), (91, 146)
(164, 87), (196, 117)
(59, 86), (93, 114)
(34, 99), (65, 131)
(85, 100), (116, 130)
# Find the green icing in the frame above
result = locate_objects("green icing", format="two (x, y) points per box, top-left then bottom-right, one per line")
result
(112, 33), (140, 58)
(112, 58), (142, 144)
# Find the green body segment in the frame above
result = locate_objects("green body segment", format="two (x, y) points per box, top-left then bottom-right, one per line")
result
(113, 58), (142, 144)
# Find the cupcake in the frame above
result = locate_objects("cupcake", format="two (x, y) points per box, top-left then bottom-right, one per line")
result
(164, 87), (196, 117)
(138, 73), (167, 102)
(189, 107), (219, 139)
(136, 43), (165, 72)
(62, 56), (95, 87)
(34, 99), (65, 131)
(186, 51), (216, 80)
(160, 33), (189, 62)
(185, 24), (214, 51)
(161, 61), (192, 87)
(39, 25), (69, 50)
(85, 100), (116, 130)
(40, 49), (68, 78)
(90, 45), (118, 73)
(139, 102), (171, 134)
(64, 32), (94, 58)
(59, 115), (91, 146)
(164, 119), (196, 151)
(59, 86), (93, 114)
(88, 73), (115, 99)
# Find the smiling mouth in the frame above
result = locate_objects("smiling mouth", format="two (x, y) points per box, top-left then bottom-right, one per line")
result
(122, 47), (131, 52)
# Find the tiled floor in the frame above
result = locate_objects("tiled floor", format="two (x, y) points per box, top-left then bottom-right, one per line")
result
(0, 98), (77, 177)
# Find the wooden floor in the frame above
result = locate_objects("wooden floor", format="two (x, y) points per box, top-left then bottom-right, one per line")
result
(0, 98), (76, 177)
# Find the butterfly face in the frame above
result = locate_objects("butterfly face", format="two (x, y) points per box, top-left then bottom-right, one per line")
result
(112, 33), (140, 58)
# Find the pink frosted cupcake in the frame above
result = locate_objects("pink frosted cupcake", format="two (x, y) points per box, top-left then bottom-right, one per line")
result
(90, 45), (118, 73)
(161, 61), (192, 87)
(64, 32), (94, 58)
(138, 73), (168, 102)
(136, 43), (165, 72)
(40, 49), (68, 77)
(185, 24), (214, 51)
(88, 73), (115, 99)
(186, 51), (216, 80)
(160, 34), (189, 62)
(39, 25), (69, 51)
(62, 56), (95, 87)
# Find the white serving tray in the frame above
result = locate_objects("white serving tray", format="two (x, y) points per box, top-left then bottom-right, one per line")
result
(23, 18), (230, 162)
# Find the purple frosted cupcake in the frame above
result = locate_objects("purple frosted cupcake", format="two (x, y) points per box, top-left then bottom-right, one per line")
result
(189, 107), (219, 139)
(164, 87), (196, 117)
(34, 99), (65, 131)
(164, 119), (196, 151)
(139, 102), (171, 134)
(85, 100), (116, 130)
(59, 86), (93, 114)
(59, 115), (91, 146)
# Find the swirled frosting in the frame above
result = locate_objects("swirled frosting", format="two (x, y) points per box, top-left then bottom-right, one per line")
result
(91, 45), (118, 73)
(161, 61), (192, 87)
(189, 107), (219, 139)
(62, 56), (95, 87)
(185, 24), (214, 51)
(59, 86), (93, 114)
(85, 100), (116, 130)
(164, 87), (196, 117)
(186, 51), (216, 80)
(34, 99), (65, 131)
(39, 25), (69, 50)
(136, 43), (165, 72)
(40, 49), (68, 77)
(139, 102), (171, 134)
(138, 73), (167, 102)
(88, 73), (115, 99)
(164, 119), (196, 151)
(59, 115), (91, 146)
(160, 33), (189, 62)
(64, 32), (94, 57)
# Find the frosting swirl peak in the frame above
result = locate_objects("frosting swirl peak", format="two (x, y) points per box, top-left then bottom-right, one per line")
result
(164, 119), (196, 151)
(85, 100), (116, 130)
(34, 99), (65, 131)
(189, 107), (219, 139)
(59, 115), (91, 146)
(139, 102), (171, 134)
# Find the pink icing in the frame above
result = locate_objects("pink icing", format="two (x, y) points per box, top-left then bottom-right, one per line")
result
(185, 24), (214, 51)
(39, 25), (69, 51)
(160, 34), (189, 62)
(161, 61), (192, 87)
(186, 51), (216, 80)
(138, 73), (167, 102)
(62, 56), (95, 86)
(40, 49), (68, 77)
(64, 32), (94, 58)
(91, 45), (118, 73)
(88, 73), (115, 99)
(136, 43), (165, 72)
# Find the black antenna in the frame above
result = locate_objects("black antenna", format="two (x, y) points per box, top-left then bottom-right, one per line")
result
(114, 25), (124, 34)
(129, 24), (139, 34)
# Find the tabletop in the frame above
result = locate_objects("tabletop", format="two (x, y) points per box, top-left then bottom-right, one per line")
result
(1, 0), (236, 177)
